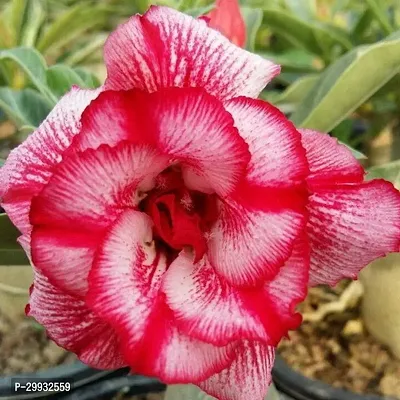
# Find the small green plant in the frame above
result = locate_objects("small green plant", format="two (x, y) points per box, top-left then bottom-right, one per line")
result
(250, 0), (400, 148)
(0, 46), (100, 141)
(0, 0), (111, 85)
(0, 0), (106, 140)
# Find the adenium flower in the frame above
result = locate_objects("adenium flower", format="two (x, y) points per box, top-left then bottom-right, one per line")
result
(1, 6), (400, 400)
(206, 0), (246, 47)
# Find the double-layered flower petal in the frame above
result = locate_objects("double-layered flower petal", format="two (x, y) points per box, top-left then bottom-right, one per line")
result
(1, 6), (400, 400)
(27, 267), (125, 370)
(300, 129), (400, 286)
(103, 6), (279, 98)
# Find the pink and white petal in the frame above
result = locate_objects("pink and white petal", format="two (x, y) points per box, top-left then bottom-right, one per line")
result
(263, 236), (309, 334)
(65, 87), (249, 197)
(31, 227), (103, 296)
(0, 87), (101, 234)
(131, 303), (235, 383)
(308, 180), (400, 286)
(147, 87), (250, 196)
(225, 98), (308, 187)
(198, 342), (275, 400)
(163, 252), (266, 345)
(27, 268), (125, 370)
(207, 188), (307, 286)
(299, 129), (365, 190)
(298, 129), (400, 286)
(17, 233), (31, 257)
(87, 210), (232, 382)
(164, 239), (308, 346)
(30, 142), (169, 231)
(205, 97), (309, 286)
(70, 90), (152, 153)
(86, 210), (162, 348)
(104, 6), (279, 100)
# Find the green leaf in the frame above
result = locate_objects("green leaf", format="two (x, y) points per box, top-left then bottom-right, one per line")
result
(37, 5), (107, 54)
(184, 4), (214, 17)
(0, 47), (56, 104)
(261, 49), (319, 71)
(0, 214), (19, 249)
(0, 87), (51, 128)
(371, 73), (400, 98)
(291, 32), (400, 133)
(241, 7), (263, 52)
(133, 0), (150, 13)
(20, 0), (46, 47)
(364, 0), (394, 36)
(0, 10), (14, 48)
(342, 143), (367, 160)
(272, 74), (319, 105)
(283, 0), (316, 21)
(331, 0), (352, 17)
(260, 90), (281, 103)
(10, 0), (28, 45)
(370, 96), (398, 114)
(18, 124), (35, 133)
(46, 64), (85, 98)
(0, 158), (5, 166)
(178, 0), (198, 11)
(331, 118), (354, 144)
(74, 67), (101, 89)
(63, 34), (107, 67)
(262, 8), (352, 59)
(275, 72), (307, 85)
(314, 21), (353, 51)
(367, 159), (400, 189)
(352, 9), (374, 42)
(0, 214), (30, 265)
(262, 9), (320, 54)
(16, 124), (36, 141)
(30, 321), (45, 331)
(0, 248), (29, 265)
(0, 62), (13, 87)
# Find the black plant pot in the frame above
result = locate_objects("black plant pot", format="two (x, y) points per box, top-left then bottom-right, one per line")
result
(59, 375), (165, 400)
(272, 355), (397, 400)
(58, 374), (300, 400)
(0, 362), (129, 399)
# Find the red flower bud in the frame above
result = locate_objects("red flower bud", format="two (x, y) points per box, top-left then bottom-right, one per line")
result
(207, 0), (246, 47)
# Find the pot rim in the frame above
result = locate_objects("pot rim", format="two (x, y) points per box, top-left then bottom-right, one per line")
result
(272, 354), (397, 400)
(60, 375), (165, 400)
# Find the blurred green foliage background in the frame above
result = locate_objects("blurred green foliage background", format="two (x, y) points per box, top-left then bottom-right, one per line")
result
(0, 0), (399, 159)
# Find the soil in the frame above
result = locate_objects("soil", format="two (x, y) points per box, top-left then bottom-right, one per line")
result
(0, 310), (76, 375)
(0, 309), (166, 398)
(278, 281), (400, 398)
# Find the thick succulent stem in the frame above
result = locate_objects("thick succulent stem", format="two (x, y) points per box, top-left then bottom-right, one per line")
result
(360, 253), (400, 360)
(359, 120), (400, 359)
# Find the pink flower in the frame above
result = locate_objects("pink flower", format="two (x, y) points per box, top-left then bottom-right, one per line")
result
(206, 0), (247, 48)
(1, 6), (400, 400)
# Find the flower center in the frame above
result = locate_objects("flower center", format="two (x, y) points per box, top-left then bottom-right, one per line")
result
(140, 168), (219, 262)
